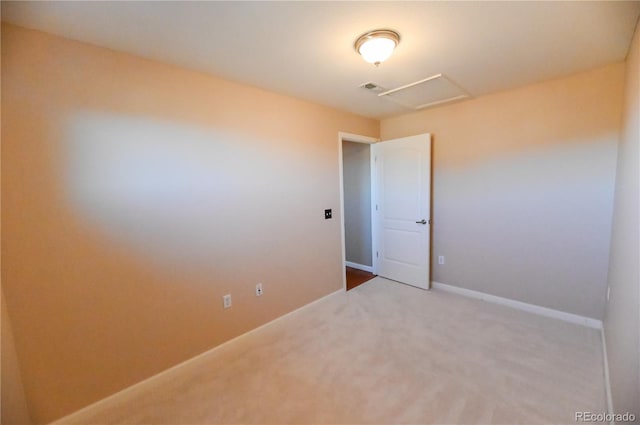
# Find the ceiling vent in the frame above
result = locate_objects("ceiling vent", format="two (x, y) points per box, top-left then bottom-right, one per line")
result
(359, 81), (387, 93)
(377, 74), (470, 110)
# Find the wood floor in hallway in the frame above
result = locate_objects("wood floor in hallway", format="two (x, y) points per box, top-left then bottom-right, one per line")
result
(345, 266), (376, 290)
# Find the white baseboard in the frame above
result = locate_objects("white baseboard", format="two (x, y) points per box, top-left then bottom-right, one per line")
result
(600, 328), (614, 423)
(50, 288), (345, 425)
(431, 281), (603, 329)
(345, 261), (373, 273)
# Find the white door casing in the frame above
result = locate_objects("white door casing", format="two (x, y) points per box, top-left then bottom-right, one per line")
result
(372, 134), (431, 290)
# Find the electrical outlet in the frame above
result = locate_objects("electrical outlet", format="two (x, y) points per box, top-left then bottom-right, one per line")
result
(256, 283), (263, 297)
(438, 256), (445, 265)
(324, 209), (332, 219)
(223, 294), (232, 309)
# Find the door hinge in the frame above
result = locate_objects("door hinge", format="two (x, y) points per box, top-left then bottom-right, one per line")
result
(376, 204), (378, 211)
(376, 251), (379, 258)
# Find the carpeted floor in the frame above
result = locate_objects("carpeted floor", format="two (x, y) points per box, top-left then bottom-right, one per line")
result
(63, 277), (605, 424)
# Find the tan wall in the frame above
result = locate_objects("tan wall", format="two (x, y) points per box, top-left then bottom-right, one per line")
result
(381, 64), (624, 319)
(0, 24), (378, 424)
(604, 20), (640, 418)
(1, 293), (32, 425)
(342, 141), (372, 267)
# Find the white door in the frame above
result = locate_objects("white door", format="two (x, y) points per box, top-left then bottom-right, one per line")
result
(372, 134), (431, 290)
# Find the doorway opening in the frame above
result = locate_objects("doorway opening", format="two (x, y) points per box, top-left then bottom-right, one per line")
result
(338, 132), (378, 291)
(339, 132), (433, 292)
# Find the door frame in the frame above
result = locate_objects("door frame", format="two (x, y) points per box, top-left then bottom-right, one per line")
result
(338, 132), (379, 291)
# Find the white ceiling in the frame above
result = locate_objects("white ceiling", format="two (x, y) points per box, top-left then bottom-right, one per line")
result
(3, 1), (639, 118)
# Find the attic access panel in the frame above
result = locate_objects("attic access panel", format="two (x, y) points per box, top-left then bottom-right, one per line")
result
(378, 74), (470, 110)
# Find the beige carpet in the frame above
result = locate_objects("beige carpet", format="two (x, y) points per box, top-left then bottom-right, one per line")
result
(63, 277), (605, 424)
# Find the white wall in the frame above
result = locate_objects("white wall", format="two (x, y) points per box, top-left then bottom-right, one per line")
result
(604, 20), (640, 419)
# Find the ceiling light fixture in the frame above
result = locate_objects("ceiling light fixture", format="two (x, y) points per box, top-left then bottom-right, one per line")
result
(354, 29), (400, 66)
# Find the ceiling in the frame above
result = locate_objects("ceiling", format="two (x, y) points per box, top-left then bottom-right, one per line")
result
(3, 1), (639, 118)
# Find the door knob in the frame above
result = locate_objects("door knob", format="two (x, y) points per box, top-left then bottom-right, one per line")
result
(416, 219), (428, 224)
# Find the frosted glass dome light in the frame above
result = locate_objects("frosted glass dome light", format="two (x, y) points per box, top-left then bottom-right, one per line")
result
(355, 29), (400, 66)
